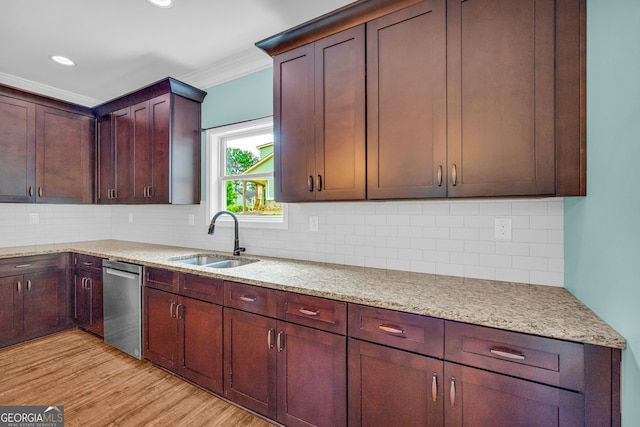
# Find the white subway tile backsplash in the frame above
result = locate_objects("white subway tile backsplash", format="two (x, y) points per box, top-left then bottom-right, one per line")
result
(0, 198), (565, 287)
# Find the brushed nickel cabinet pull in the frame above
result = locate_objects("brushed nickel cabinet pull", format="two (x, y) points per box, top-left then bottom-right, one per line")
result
(170, 301), (176, 318)
(299, 307), (320, 316)
(240, 295), (257, 303)
(437, 165), (443, 186)
(15, 264), (32, 269)
(17, 281), (21, 293)
(148, 186), (153, 197)
(176, 304), (183, 319)
(450, 377), (456, 407)
(277, 331), (285, 352)
(81, 277), (86, 289)
(27, 280), (32, 291)
(267, 328), (275, 349)
(451, 164), (457, 186)
(490, 347), (526, 360)
(38, 187), (43, 197)
(28, 186), (33, 197)
(86, 278), (91, 290)
(378, 324), (406, 335)
(316, 174), (322, 192)
(83, 261), (93, 266)
(432, 373), (438, 402)
(307, 176), (314, 192)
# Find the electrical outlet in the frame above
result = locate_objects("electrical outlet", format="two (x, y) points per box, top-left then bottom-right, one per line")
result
(494, 217), (512, 240)
(28, 213), (39, 225)
(309, 215), (319, 232)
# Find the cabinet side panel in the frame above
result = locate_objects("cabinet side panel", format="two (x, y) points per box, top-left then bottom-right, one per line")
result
(169, 95), (201, 204)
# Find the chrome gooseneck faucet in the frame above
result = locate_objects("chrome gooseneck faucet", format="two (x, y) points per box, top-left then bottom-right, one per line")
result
(208, 210), (246, 256)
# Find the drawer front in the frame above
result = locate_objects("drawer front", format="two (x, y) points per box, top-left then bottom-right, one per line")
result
(224, 281), (277, 317)
(0, 254), (65, 277)
(180, 274), (223, 304)
(277, 291), (346, 334)
(74, 253), (103, 272)
(445, 321), (585, 392)
(348, 304), (444, 358)
(144, 267), (179, 293)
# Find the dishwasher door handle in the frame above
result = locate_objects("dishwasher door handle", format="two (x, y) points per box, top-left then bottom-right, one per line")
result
(105, 268), (138, 280)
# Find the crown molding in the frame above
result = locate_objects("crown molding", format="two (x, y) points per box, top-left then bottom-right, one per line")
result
(0, 72), (102, 107)
(178, 47), (273, 90)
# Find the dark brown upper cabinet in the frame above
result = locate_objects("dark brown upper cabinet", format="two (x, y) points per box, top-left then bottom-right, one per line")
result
(95, 78), (206, 205)
(273, 25), (366, 202)
(0, 88), (94, 204)
(367, 1), (447, 199)
(257, 0), (586, 201)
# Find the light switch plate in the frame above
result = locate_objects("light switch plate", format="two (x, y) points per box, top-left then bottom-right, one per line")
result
(309, 216), (319, 232)
(28, 213), (39, 225)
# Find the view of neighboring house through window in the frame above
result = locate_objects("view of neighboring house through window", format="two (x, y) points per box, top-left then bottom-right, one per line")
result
(207, 117), (285, 227)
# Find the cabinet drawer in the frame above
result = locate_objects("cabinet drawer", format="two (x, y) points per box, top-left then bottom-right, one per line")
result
(224, 281), (277, 317)
(445, 321), (585, 392)
(348, 304), (444, 358)
(0, 254), (65, 277)
(277, 291), (346, 334)
(180, 274), (223, 305)
(73, 253), (103, 272)
(144, 267), (179, 293)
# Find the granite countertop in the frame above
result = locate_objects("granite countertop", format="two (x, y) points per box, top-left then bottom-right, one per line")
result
(0, 239), (626, 349)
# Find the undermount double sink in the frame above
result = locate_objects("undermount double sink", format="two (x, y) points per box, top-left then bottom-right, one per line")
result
(171, 254), (258, 269)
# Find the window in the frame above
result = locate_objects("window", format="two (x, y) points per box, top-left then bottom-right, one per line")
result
(206, 117), (286, 228)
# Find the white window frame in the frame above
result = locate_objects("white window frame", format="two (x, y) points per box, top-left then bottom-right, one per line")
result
(205, 116), (287, 229)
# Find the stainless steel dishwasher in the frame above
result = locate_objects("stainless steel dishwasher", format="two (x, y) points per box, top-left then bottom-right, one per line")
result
(103, 260), (143, 359)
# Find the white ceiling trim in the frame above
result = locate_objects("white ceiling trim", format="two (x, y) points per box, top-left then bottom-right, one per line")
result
(0, 71), (102, 107)
(178, 47), (273, 90)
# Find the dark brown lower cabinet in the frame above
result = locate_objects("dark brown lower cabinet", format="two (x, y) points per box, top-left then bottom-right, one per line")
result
(224, 307), (346, 427)
(348, 338), (444, 427)
(0, 275), (24, 343)
(444, 362), (584, 426)
(73, 269), (103, 337)
(144, 287), (223, 393)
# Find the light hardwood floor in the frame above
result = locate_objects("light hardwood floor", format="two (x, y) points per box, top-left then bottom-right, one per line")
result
(0, 330), (276, 427)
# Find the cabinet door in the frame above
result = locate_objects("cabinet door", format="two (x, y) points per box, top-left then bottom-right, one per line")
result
(73, 272), (91, 328)
(0, 95), (36, 203)
(86, 269), (104, 337)
(367, 1), (447, 199)
(0, 275), (24, 343)
(349, 339), (444, 427)
(314, 25), (366, 201)
(274, 44), (316, 202)
(35, 105), (93, 203)
(224, 308), (277, 419)
(143, 287), (178, 371)
(97, 115), (115, 204)
(113, 107), (132, 202)
(277, 321), (346, 427)
(177, 296), (223, 393)
(444, 362), (584, 426)
(447, 0), (555, 197)
(23, 270), (64, 336)
(131, 94), (171, 204)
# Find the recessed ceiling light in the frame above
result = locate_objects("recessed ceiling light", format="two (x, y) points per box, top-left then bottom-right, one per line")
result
(50, 55), (76, 67)
(146, 0), (173, 8)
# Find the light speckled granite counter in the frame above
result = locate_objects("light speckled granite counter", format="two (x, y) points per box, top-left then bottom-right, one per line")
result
(0, 239), (626, 349)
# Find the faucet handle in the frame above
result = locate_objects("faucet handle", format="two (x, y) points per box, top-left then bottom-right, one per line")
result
(238, 247), (246, 253)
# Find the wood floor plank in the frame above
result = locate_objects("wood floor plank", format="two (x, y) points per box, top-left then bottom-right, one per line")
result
(0, 330), (277, 427)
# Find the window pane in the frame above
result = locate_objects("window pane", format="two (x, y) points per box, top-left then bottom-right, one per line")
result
(224, 178), (283, 217)
(224, 133), (273, 176)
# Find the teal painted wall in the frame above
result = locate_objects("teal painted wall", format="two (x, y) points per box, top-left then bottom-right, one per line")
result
(565, 0), (640, 424)
(200, 68), (274, 199)
(201, 68), (273, 129)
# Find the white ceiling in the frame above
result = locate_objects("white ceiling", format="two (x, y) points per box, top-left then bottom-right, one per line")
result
(0, 0), (354, 107)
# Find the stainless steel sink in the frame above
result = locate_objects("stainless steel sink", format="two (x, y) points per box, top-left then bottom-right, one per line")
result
(171, 255), (258, 269)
